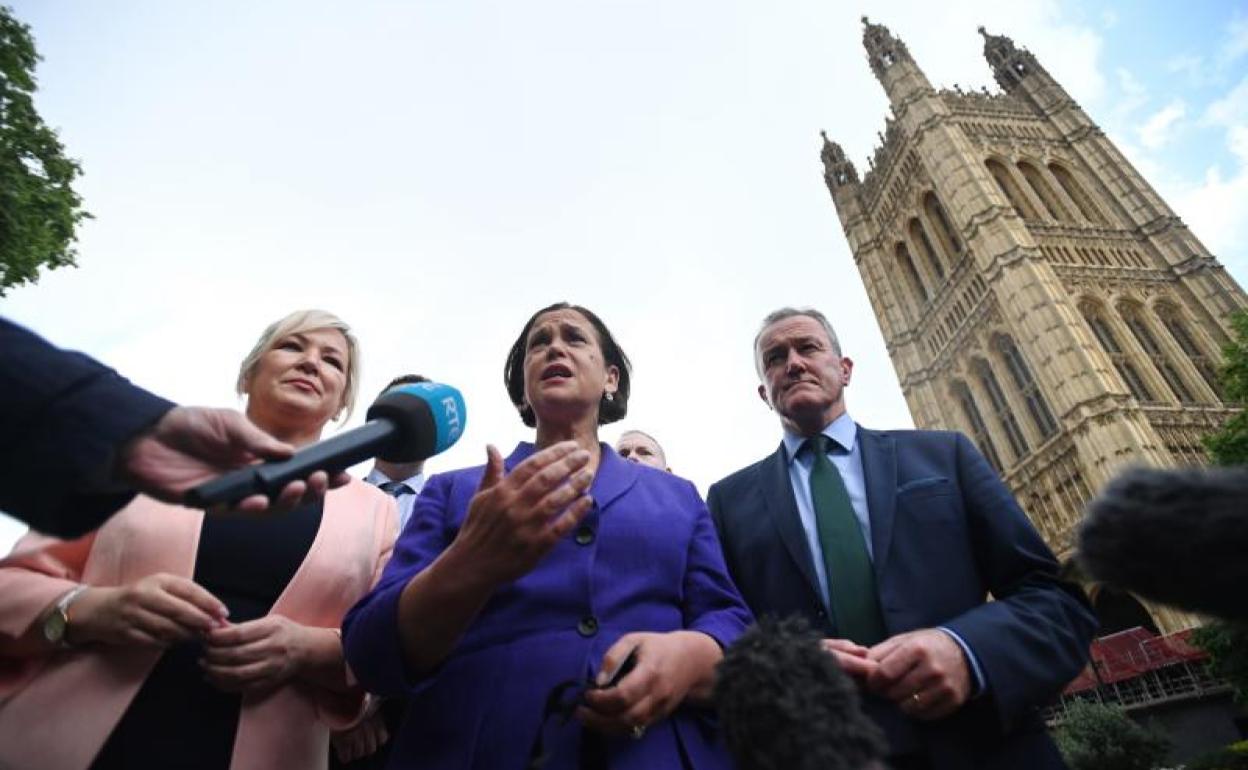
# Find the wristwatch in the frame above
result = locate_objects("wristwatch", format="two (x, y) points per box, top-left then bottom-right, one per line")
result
(42, 585), (89, 648)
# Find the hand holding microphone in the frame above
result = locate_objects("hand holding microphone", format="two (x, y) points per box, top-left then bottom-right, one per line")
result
(186, 382), (466, 509)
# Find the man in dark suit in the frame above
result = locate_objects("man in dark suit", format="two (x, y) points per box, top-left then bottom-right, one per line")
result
(708, 307), (1095, 769)
(1, 317), (342, 536)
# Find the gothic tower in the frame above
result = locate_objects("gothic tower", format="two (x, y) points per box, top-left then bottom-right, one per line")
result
(824, 19), (1247, 634)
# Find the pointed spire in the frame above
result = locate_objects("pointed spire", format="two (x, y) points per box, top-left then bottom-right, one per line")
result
(979, 25), (1045, 91)
(820, 131), (858, 190)
(861, 17), (912, 80)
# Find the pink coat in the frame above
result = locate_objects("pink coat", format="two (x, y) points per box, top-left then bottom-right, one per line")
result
(0, 479), (397, 770)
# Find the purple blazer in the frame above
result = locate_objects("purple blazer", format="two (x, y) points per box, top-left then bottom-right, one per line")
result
(343, 443), (753, 770)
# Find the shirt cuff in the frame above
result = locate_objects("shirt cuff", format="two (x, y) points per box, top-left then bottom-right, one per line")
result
(938, 626), (988, 697)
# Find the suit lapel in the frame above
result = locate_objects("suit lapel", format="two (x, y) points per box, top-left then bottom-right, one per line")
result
(591, 445), (638, 511)
(760, 443), (822, 601)
(858, 426), (897, 581)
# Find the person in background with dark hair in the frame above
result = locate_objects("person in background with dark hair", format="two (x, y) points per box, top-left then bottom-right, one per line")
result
(364, 374), (433, 533)
(709, 307), (1095, 770)
(616, 430), (671, 473)
(0, 317), (346, 538)
(343, 301), (752, 769)
(330, 374), (432, 769)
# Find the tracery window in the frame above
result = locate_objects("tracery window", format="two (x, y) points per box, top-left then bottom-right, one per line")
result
(923, 192), (961, 262)
(895, 242), (928, 304)
(975, 358), (1029, 460)
(1048, 163), (1108, 225)
(1017, 160), (1073, 223)
(1155, 304), (1222, 397)
(953, 380), (1003, 473)
(995, 334), (1058, 440)
(1080, 301), (1156, 402)
(985, 159), (1039, 220)
(908, 218), (945, 281)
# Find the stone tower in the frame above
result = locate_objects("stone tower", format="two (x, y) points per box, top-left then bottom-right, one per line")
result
(823, 19), (1246, 634)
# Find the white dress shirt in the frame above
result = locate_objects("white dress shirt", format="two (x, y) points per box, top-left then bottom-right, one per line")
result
(364, 468), (425, 532)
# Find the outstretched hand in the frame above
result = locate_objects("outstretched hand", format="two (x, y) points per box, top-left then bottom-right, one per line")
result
(116, 406), (350, 513)
(448, 441), (596, 585)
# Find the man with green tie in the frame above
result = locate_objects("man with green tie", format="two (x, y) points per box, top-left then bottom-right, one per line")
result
(707, 307), (1094, 770)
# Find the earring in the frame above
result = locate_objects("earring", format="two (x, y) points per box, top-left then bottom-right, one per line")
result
(604, 392), (614, 403)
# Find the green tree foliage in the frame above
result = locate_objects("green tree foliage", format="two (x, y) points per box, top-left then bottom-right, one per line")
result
(1194, 309), (1248, 703)
(1192, 621), (1248, 706)
(1185, 741), (1248, 770)
(0, 5), (89, 295)
(1204, 309), (1248, 465)
(1052, 700), (1169, 770)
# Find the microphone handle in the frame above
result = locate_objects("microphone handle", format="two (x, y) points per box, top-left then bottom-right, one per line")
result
(185, 419), (399, 508)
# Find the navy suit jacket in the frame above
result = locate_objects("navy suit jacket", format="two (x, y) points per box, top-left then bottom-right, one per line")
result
(708, 426), (1095, 770)
(0, 318), (173, 537)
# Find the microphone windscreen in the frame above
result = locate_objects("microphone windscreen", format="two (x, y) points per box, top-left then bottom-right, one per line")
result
(715, 617), (887, 770)
(366, 382), (466, 462)
(1078, 465), (1248, 620)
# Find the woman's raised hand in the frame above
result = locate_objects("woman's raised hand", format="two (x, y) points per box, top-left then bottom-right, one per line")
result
(449, 442), (595, 585)
(67, 573), (229, 647)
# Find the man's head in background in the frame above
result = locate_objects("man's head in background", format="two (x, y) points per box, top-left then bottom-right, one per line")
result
(616, 429), (670, 472)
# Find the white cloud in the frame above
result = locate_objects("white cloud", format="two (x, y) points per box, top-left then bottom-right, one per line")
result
(1138, 100), (1186, 149)
(1220, 14), (1248, 67)
(1166, 53), (1208, 85)
(1203, 74), (1248, 127)
(1171, 74), (1248, 276)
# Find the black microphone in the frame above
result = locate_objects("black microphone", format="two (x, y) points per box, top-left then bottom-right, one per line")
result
(1078, 465), (1248, 621)
(714, 617), (889, 770)
(186, 382), (466, 509)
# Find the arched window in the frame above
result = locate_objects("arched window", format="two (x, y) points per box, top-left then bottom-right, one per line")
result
(1155, 305), (1222, 396)
(1017, 160), (1073, 222)
(953, 381), (1003, 472)
(908, 217), (945, 281)
(1080, 301), (1155, 402)
(1119, 303), (1197, 404)
(995, 335), (1058, 440)
(923, 192), (961, 262)
(974, 358), (1029, 460)
(984, 159), (1039, 220)
(895, 242), (928, 303)
(1048, 163), (1108, 225)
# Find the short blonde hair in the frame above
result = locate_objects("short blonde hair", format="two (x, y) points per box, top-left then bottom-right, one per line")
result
(236, 309), (361, 422)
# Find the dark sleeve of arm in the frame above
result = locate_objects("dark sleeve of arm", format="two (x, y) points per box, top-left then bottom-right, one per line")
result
(682, 481), (754, 648)
(940, 433), (1097, 731)
(0, 318), (174, 537)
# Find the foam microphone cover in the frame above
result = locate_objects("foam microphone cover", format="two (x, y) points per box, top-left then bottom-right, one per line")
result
(368, 381), (466, 462)
(1078, 465), (1248, 620)
(715, 617), (888, 770)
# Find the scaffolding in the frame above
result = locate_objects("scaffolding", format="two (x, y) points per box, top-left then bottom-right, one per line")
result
(1045, 627), (1232, 723)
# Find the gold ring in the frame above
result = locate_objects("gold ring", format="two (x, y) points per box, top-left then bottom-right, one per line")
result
(630, 724), (646, 740)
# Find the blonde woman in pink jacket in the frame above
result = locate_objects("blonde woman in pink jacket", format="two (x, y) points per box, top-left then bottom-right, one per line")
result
(0, 310), (397, 770)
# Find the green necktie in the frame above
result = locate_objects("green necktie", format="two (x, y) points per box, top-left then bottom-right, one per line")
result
(807, 434), (887, 645)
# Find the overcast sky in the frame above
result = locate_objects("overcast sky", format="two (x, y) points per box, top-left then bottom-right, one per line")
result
(3, 1), (1246, 552)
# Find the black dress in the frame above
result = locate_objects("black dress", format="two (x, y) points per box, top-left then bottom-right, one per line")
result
(90, 500), (324, 770)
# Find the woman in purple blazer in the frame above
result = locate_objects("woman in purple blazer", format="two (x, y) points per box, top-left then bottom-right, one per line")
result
(343, 302), (752, 769)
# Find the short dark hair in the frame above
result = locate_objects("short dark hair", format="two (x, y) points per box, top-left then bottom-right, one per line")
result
(377, 373), (429, 400)
(504, 302), (631, 428)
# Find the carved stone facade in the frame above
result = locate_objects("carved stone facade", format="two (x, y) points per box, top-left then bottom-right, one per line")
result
(823, 19), (1247, 634)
